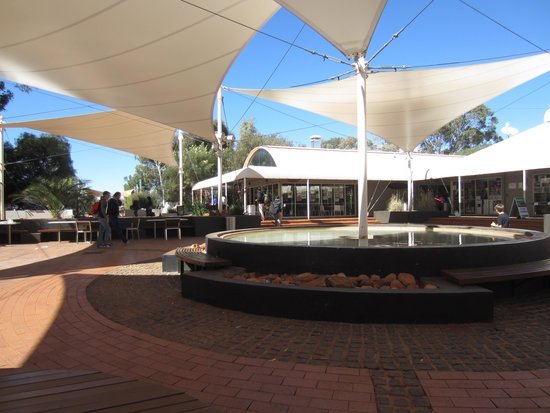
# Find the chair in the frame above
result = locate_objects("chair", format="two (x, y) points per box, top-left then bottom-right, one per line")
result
(74, 221), (92, 243)
(164, 218), (181, 240)
(125, 218), (141, 240)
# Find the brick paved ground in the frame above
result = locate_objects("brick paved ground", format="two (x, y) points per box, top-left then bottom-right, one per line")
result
(1, 240), (550, 412)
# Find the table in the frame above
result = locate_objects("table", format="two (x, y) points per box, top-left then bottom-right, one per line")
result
(148, 218), (189, 239)
(47, 220), (92, 242)
(0, 221), (20, 245)
(148, 218), (166, 239)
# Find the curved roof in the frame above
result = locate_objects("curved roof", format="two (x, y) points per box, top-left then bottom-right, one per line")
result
(428, 120), (550, 178)
(193, 145), (463, 189)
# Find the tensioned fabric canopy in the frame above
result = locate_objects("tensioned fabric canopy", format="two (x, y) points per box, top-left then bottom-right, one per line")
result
(230, 53), (550, 152)
(0, 0), (279, 144)
(2, 111), (178, 166)
(274, 0), (387, 57)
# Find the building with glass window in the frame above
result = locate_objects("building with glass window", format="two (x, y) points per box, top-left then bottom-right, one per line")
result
(193, 112), (550, 219)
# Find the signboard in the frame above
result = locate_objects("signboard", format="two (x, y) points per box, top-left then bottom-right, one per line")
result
(510, 197), (529, 219)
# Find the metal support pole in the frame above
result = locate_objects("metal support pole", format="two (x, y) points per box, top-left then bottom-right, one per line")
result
(243, 178), (248, 213)
(458, 176), (462, 216)
(0, 117), (4, 221)
(356, 56), (369, 240)
(407, 152), (413, 211)
(528, 168), (532, 205)
(177, 130), (184, 207)
(306, 179), (310, 220)
(216, 88), (223, 213)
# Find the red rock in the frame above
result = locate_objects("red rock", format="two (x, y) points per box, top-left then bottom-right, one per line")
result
(303, 277), (327, 287)
(359, 278), (373, 287)
(327, 275), (357, 288)
(398, 272), (416, 286)
(295, 272), (318, 282)
(390, 279), (405, 289)
(384, 273), (397, 282)
(370, 274), (381, 282)
(272, 277), (282, 284)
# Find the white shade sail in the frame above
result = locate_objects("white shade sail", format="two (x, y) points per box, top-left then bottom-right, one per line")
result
(275, 0), (387, 57)
(2, 111), (178, 166)
(0, 0), (279, 144)
(230, 53), (550, 152)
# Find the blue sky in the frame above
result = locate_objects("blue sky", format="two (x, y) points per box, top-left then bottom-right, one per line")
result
(2, 0), (549, 192)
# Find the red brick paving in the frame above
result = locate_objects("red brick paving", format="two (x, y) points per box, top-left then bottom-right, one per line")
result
(1, 240), (549, 412)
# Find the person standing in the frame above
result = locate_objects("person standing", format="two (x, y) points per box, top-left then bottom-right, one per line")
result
(97, 191), (112, 248)
(256, 188), (266, 221)
(490, 203), (510, 228)
(108, 191), (128, 244)
(270, 195), (283, 226)
(145, 196), (154, 216)
(131, 190), (140, 216)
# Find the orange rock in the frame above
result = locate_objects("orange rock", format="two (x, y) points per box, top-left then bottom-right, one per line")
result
(398, 272), (416, 286)
(370, 274), (381, 282)
(424, 283), (438, 289)
(385, 273), (397, 282)
(390, 279), (405, 289)
(303, 277), (327, 287)
(327, 276), (357, 288)
(295, 272), (319, 282)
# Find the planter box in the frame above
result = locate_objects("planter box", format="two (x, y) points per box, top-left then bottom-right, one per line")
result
(374, 210), (448, 224)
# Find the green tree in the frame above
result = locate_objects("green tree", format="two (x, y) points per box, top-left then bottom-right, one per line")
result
(12, 177), (91, 218)
(419, 105), (500, 154)
(0, 81), (14, 112)
(321, 136), (358, 149)
(0, 82), (31, 112)
(225, 119), (293, 171)
(4, 133), (76, 198)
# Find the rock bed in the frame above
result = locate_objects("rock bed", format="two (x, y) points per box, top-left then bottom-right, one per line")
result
(225, 271), (438, 289)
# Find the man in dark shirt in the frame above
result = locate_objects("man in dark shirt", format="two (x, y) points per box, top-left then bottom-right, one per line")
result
(97, 191), (112, 248)
(491, 203), (510, 228)
(108, 191), (128, 244)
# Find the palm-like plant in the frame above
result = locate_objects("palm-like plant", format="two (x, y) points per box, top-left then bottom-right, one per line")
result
(12, 177), (90, 218)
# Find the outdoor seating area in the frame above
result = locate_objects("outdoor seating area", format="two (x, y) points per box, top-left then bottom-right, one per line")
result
(0, 215), (262, 244)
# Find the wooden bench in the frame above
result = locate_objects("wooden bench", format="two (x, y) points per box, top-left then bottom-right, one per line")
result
(442, 258), (550, 286)
(175, 247), (232, 273)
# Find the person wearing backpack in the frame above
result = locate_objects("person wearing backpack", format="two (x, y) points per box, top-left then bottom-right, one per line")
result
(97, 191), (112, 248)
(91, 198), (100, 217)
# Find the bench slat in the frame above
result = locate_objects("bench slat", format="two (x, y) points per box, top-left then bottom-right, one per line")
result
(442, 258), (550, 285)
(175, 248), (231, 271)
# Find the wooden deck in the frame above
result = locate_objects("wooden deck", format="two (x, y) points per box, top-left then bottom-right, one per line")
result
(0, 369), (217, 412)
(442, 258), (550, 286)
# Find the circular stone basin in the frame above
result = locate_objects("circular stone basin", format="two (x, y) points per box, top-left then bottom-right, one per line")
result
(206, 224), (550, 276)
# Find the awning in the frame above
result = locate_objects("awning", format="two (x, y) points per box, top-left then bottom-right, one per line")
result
(0, 0), (279, 144)
(274, 0), (387, 57)
(229, 53), (550, 152)
(2, 111), (178, 166)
